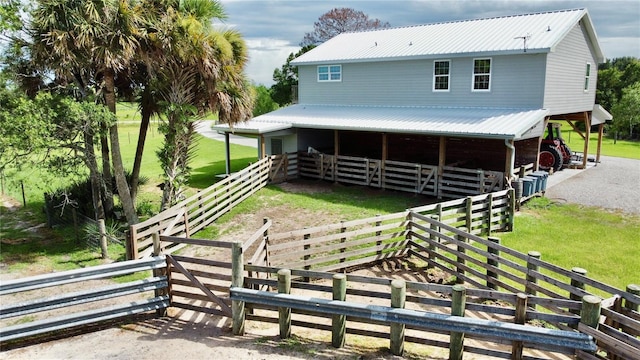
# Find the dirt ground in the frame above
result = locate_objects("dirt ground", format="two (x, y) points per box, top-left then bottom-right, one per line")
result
(0, 181), (562, 360)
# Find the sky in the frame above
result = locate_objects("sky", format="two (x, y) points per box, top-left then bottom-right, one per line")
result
(218, 0), (640, 86)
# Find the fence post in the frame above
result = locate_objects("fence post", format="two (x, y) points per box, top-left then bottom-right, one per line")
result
(183, 209), (190, 238)
(625, 284), (640, 312)
(332, 273), (347, 348)
(455, 232), (466, 284)
(429, 215), (440, 268)
(525, 251), (541, 301)
(580, 295), (602, 329)
(465, 196), (473, 233)
(390, 279), (406, 356)
(508, 188), (516, 231)
(231, 242), (245, 335)
(570, 267), (588, 316)
(487, 236), (500, 290)
(511, 293), (528, 360)
(340, 221), (346, 264)
(375, 214), (382, 257)
(98, 219), (109, 259)
(449, 285), (466, 360)
(152, 233), (168, 316)
(486, 193), (493, 236)
(278, 269), (292, 339)
(263, 217), (270, 270)
(303, 230), (311, 282)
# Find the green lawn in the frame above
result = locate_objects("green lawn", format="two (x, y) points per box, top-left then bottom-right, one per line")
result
(499, 197), (639, 291)
(559, 129), (640, 159)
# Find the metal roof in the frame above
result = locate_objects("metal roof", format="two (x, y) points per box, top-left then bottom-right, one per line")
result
(292, 9), (604, 65)
(592, 104), (613, 125)
(219, 104), (549, 140)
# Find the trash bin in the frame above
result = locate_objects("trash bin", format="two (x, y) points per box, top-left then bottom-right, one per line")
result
(513, 178), (523, 199)
(521, 177), (535, 197)
(531, 171), (549, 192)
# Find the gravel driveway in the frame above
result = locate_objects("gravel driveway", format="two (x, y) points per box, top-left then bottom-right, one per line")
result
(544, 156), (640, 214)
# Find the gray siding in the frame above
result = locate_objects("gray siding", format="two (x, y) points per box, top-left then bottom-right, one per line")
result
(543, 22), (598, 115)
(297, 54), (546, 108)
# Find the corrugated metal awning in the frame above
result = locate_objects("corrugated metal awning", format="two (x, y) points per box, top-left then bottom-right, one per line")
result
(216, 104), (549, 140)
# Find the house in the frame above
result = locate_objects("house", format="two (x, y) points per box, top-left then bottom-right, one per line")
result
(214, 8), (606, 186)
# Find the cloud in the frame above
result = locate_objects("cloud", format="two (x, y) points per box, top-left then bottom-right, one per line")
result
(245, 38), (299, 85)
(221, 0), (640, 84)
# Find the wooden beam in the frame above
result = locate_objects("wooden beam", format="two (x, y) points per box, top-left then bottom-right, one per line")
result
(504, 139), (514, 179)
(438, 136), (446, 198)
(536, 117), (551, 171)
(381, 133), (388, 162)
(565, 120), (586, 140)
(260, 135), (266, 159)
(334, 130), (339, 156)
(225, 132), (231, 175)
(582, 112), (591, 169)
(596, 123), (604, 164)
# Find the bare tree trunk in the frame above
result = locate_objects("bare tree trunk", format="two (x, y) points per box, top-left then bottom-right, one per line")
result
(100, 128), (114, 215)
(130, 88), (152, 204)
(84, 129), (105, 220)
(104, 69), (139, 225)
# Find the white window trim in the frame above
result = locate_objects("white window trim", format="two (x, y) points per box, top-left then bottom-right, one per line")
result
(432, 59), (451, 92)
(584, 62), (591, 92)
(472, 57), (492, 92)
(317, 65), (342, 82)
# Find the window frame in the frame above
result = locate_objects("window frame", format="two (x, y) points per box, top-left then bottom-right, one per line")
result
(472, 58), (492, 92)
(317, 65), (342, 82)
(432, 59), (451, 92)
(584, 62), (591, 92)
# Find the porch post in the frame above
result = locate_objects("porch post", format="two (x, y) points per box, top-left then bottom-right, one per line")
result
(536, 117), (550, 171)
(596, 123), (604, 164)
(260, 135), (266, 159)
(334, 130), (339, 156)
(438, 136), (446, 198)
(504, 139), (515, 179)
(582, 112), (591, 169)
(381, 133), (388, 190)
(225, 132), (231, 176)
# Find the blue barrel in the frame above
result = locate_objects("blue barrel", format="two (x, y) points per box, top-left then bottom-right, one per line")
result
(532, 171), (549, 192)
(521, 177), (535, 197)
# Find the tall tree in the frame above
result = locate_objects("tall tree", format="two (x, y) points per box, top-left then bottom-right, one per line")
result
(611, 82), (640, 139)
(301, 7), (391, 46)
(28, 0), (141, 224)
(143, 0), (253, 208)
(270, 45), (314, 106)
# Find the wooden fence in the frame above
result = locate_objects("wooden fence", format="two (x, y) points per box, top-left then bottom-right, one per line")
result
(128, 154), (291, 259)
(0, 257), (168, 344)
(129, 151), (508, 259)
(232, 265), (599, 360)
(298, 152), (503, 198)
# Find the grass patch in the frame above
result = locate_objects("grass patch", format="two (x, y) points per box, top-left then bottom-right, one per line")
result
(499, 197), (640, 290)
(559, 129), (640, 160)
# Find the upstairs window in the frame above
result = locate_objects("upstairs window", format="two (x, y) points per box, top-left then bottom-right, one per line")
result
(433, 60), (450, 91)
(584, 63), (591, 91)
(318, 65), (341, 82)
(473, 58), (491, 91)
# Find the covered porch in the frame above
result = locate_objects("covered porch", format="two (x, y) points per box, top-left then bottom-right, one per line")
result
(213, 104), (551, 182)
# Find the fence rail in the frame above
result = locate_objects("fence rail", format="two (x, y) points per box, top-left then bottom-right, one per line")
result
(128, 154), (285, 259)
(297, 152), (503, 198)
(0, 257), (168, 344)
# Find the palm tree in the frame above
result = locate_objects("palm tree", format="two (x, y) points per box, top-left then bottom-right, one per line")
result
(136, 0), (254, 208)
(29, 0), (141, 224)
